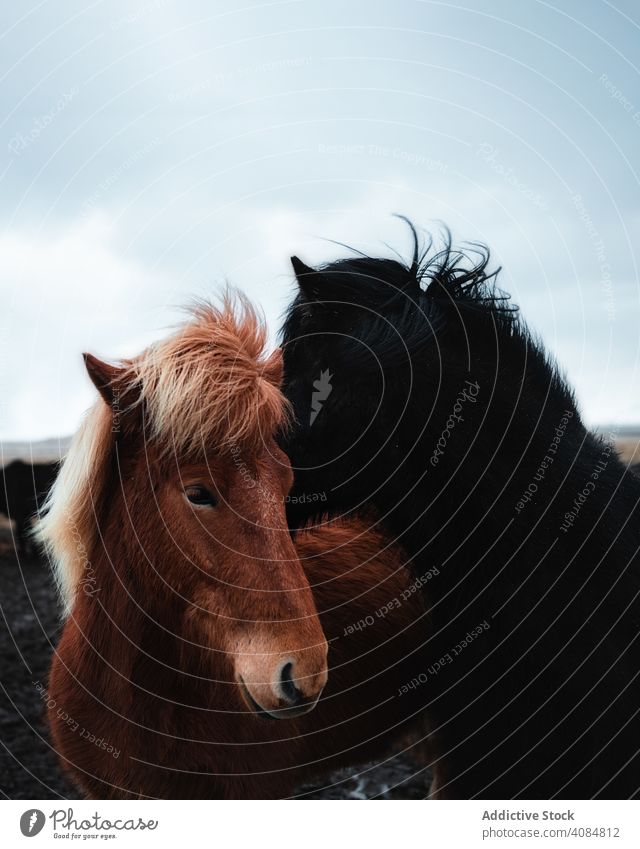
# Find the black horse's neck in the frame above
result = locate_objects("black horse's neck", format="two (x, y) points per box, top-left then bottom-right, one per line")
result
(375, 320), (582, 573)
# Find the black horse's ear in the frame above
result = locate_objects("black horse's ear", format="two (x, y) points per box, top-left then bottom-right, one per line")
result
(83, 353), (122, 406)
(290, 256), (325, 301)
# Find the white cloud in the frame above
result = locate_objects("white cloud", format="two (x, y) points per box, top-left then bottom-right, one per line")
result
(0, 213), (176, 440)
(1, 185), (639, 444)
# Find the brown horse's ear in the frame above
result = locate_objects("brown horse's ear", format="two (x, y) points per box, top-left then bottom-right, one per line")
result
(263, 348), (283, 388)
(290, 256), (325, 301)
(83, 353), (123, 406)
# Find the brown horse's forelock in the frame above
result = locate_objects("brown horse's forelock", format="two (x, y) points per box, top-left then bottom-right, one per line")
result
(36, 293), (289, 614)
(123, 295), (289, 459)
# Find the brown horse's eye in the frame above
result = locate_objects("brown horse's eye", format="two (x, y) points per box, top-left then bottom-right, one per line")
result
(184, 485), (217, 507)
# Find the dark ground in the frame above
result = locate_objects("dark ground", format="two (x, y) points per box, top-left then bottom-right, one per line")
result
(0, 525), (428, 800)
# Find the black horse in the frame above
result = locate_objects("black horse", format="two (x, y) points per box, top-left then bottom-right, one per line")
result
(279, 222), (640, 799)
(0, 460), (58, 555)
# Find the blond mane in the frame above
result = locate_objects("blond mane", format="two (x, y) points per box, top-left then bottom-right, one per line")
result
(37, 293), (288, 615)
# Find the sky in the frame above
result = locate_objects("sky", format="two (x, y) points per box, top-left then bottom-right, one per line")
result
(1, 0), (639, 442)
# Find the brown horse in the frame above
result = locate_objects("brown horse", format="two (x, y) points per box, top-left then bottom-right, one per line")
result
(47, 514), (430, 799)
(37, 296), (334, 795)
(37, 296), (432, 799)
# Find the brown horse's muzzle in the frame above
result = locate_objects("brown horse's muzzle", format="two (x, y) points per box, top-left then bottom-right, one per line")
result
(235, 633), (329, 720)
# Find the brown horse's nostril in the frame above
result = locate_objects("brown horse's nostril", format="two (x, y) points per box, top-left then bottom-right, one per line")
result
(238, 644), (327, 719)
(278, 661), (304, 706)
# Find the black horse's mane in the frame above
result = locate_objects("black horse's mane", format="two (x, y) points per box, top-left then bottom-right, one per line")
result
(287, 219), (533, 371)
(313, 219), (514, 316)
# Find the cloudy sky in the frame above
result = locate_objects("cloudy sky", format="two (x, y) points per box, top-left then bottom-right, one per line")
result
(1, 0), (639, 442)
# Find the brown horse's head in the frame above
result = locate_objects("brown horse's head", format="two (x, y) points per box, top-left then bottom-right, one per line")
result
(37, 295), (327, 719)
